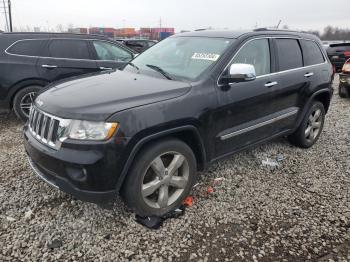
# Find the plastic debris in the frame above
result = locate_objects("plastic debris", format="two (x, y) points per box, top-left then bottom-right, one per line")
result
(213, 177), (225, 186)
(276, 154), (285, 162)
(183, 196), (194, 207)
(207, 186), (214, 194)
(135, 205), (186, 230)
(262, 158), (280, 168)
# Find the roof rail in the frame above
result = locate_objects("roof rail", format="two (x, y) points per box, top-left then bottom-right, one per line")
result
(253, 28), (302, 33)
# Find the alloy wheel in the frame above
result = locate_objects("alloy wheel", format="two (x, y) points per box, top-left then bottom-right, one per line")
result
(20, 92), (37, 118)
(141, 152), (189, 209)
(305, 108), (323, 143)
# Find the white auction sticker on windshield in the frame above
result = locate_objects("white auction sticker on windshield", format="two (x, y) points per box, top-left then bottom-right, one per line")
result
(191, 53), (220, 61)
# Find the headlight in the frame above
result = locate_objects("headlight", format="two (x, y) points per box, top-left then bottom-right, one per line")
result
(65, 120), (118, 141)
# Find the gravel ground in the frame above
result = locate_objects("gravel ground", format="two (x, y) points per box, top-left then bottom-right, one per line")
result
(0, 76), (349, 262)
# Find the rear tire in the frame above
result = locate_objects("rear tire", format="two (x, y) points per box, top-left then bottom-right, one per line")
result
(121, 138), (197, 216)
(13, 86), (42, 122)
(288, 101), (325, 148)
(339, 85), (348, 98)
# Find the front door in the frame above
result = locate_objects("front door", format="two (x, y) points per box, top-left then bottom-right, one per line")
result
(90, 40), (134, 70)
(214, 38), (279, 158)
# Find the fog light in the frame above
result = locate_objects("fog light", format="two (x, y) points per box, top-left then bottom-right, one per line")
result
(66, 167), (88, 182)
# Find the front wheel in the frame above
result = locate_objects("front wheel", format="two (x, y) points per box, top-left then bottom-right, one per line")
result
(288, 101), (325, 148)
(122, 139), (197, 216)
(13, 86), (42, 121)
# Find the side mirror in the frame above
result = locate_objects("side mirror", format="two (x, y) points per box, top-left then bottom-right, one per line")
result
(221, 63), (256, 84)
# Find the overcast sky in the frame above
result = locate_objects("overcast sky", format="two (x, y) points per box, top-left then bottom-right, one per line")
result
(1, 0), (348, 32)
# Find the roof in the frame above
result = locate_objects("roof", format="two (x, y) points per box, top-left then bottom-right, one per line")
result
(1, 32), (110, 40)
(175, 29), (320, 40)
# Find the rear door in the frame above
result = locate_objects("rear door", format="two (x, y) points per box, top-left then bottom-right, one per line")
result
(271, 38), (318, 134)
(37, 39), (98, 82)
(90, 40), (134, 70)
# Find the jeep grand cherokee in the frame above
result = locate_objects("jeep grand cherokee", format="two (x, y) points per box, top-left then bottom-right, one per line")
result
(24, 29), (333, 216)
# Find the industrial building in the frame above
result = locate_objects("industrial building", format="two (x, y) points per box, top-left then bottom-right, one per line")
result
(68, 27), (175, 41)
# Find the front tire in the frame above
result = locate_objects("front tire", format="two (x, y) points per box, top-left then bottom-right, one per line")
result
(288, 101), (325, 148)
(122, 138), (197, 216)
(13, 86), (42, 121)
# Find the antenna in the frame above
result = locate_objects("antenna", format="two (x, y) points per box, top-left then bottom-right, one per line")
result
(276, 20), (282, 29)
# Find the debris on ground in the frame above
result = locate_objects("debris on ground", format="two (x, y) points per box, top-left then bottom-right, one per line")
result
(262, 158), (280, 169)
(183, 196), (194, 207)
(135, 205), (186, 230)
(276, 153), (285, 162)
(47, 239), (63, 249)
(24, 210), (33, 220)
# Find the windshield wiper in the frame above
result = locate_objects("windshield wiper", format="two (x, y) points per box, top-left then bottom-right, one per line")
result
(127, 62), (140, 71)
(146, 64), (172, 80)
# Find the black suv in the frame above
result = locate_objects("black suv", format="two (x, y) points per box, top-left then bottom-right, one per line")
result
(24, 30), (333, 216)
(117, 39), (157, 53)
(326, 42), (350, 72)
(0, 32), (136, 120)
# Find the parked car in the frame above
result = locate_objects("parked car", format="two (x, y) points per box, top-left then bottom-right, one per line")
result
(24, 29), (333, 216)
(116, 39), (157, 53)
(339, 59), (350, 98)
(0, 32), (137, 120)
(326, 42), (350, 72)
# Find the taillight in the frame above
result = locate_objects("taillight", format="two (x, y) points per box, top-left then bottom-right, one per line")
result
(344, 51), (350, 57)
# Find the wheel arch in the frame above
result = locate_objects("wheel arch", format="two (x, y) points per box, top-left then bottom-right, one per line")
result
(116, 125), (207, 192)
(9, 78), (50, 108)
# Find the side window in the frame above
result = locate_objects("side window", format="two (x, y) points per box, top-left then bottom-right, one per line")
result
(7, 40), (47, 56)
(300, 40), (325, 66)
(92, 41), (132, 62)
(231, 39), (271, 76)
(275, 39), (303, 71)
(49, 39), (91, 60)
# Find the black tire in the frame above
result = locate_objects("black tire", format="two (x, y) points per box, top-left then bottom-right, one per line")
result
(339, 85), (348, 98)
(121, 138), (197, 216)
(13, 86), (42, 122)
(288, 101), (325, 148)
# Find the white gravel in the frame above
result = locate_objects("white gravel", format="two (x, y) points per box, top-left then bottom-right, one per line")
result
(0, 76), (349, 261)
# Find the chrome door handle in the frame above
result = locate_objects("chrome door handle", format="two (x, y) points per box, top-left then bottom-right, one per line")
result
(264, 81), (278, 88)
(41, 64), (57, 69)
(99, 67), (113, 70)
(304, 72), (314, 77)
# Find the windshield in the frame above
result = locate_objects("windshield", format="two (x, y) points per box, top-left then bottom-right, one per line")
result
(127, 37), (233, 81)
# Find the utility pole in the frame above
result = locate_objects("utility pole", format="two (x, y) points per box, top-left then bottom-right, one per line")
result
(8, 0), (12, 32)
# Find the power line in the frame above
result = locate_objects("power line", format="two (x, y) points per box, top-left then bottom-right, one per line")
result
(2, 0), (9, 31)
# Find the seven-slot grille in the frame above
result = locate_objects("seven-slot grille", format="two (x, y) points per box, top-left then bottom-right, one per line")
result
(28, 107), (61, 149)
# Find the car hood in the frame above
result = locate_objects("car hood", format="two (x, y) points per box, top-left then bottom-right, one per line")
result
(36, 70), (191, 121)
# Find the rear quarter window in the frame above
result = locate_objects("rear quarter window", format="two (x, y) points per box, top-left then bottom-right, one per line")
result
(7, 39), (47, 56)
(276, 39), (303, 71)
(300, 40), (325, 66)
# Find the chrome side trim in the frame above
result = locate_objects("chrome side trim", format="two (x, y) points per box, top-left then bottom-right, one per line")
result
(27, 157), (59, 189)
(220, 109), (299, 140)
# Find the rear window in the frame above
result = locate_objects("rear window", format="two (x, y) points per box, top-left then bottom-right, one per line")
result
(7, 39), (46, 56)
(276, 39), (303, 71)
(301, 40), (325, 66)
(49, 39), (91, 59)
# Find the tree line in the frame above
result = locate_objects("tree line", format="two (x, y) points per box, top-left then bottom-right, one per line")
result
(305, 26), (350, 41)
